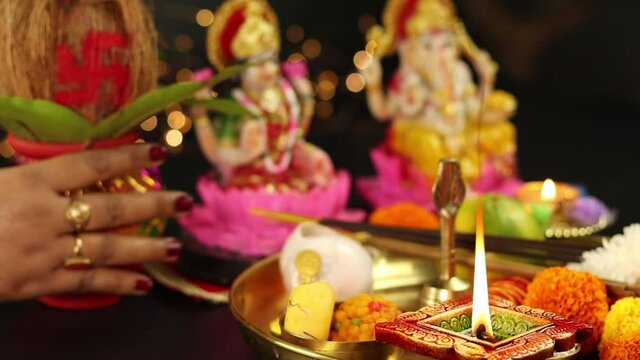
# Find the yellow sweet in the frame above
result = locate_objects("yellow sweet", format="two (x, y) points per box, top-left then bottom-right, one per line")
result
(329, 293), (401, 342)
(284, 281), (336, 341)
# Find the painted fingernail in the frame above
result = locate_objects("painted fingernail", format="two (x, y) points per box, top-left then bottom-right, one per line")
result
(149, 145), (167, 162)
(174, 195), (194, 212)
(166, 240), (182, 258)
(135, 278), (153, 293)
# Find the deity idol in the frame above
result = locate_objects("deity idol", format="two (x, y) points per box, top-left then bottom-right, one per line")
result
(357, 0), (521, 209)
(179, 0), (355, 261)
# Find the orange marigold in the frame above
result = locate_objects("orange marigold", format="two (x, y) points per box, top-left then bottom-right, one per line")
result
(369, 202), (439, 230)
(600, 336), (640, 360)
(523, 267), (608, 354)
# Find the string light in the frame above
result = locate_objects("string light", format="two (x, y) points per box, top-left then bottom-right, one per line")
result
(165, 129), (183, 147)
(286, 25), (305, 43)
(302, 39), (322, 59)
(353, 50), (373, 70)
(318, 71), (338, 85)
(196, 9), (214, 27)
(174, 34), (194, 53)
(168, 111), (186, 129)
(346, 73), (366, 92)
(140, 116), (158, 131)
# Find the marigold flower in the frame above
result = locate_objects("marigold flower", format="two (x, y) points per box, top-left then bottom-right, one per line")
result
(369, 202), (439, 230)
(599, 336), (640, 360)
(523, 267), (608, 353)
(602, 297), (640, 341)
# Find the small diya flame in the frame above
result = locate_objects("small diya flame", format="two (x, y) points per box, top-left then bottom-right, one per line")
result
(471, 199), (495, 340)
(541, 178), (556, 201)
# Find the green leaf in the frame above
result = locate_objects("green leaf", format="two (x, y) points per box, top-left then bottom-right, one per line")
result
(90, 62), (252, 140)
(0, 97), (91, 142)
(187, 98), (255, 117)
(207, 62), (252, 87)
(91, 81), (205, 140)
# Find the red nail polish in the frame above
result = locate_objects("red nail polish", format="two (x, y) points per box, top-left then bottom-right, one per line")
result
(174, 195), (194, 212)
(135, 278), (153, 293)
(166, 240), (182, 257)
(149, 145), (167, 162)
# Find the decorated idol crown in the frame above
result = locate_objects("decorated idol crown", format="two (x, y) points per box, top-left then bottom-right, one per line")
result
(368, 0), (462, 57)
(208, 0), (280, 70)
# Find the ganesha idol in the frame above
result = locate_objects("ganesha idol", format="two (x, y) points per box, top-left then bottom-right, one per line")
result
(179, 0), (356, 260)
(357, 0), (522, 210)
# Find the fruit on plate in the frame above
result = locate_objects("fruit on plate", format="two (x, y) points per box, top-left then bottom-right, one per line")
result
(329, 293), (401, 342)
(456, 194), (544, 240)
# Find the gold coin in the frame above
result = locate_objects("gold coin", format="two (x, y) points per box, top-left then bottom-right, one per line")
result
(294, 250), (322, 283)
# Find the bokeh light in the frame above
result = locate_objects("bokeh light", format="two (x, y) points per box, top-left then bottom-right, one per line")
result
(165, 129), (183, 147)
(174, 34), (194, 53)
(358, 14), (377, 34)
(315, 101), (334, 119)
(196, 9), (214, 27)
(286, 25), (305, 43)
(176, 68), (193, 82)
(353, 50), (373, 70)
(288, 53), (305, 63)
(180, 117), (193, 133)
(302, 39), (322, 59)
(346, 73), (366, 92)
(168, 111), (186, 130)
(140, 116), (158, 132)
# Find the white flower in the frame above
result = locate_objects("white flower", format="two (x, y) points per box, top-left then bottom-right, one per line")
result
(568, 223), (640, 286)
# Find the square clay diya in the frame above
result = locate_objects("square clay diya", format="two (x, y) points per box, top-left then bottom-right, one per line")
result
(375, 296), (592, 360)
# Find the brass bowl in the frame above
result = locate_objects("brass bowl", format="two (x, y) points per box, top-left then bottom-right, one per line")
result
(230, 253), (435, 359)
(229, 253), (581, 359)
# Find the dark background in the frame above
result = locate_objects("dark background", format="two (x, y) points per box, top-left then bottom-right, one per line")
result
(150, 0), (640, 234)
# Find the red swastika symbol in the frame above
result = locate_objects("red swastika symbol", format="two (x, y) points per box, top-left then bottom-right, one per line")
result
(55, 30), (131, 108)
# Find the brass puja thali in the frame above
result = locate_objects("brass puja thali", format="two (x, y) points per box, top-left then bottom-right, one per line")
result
(230, 251), (585, 360)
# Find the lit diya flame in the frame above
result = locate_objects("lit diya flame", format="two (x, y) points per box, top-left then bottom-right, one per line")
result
(471, 199), (495, 340)
(540, 178), (556, 201)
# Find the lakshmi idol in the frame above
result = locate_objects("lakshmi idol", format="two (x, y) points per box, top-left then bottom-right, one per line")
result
(179, 0), (354, 261)
(357, 0), (521, 209)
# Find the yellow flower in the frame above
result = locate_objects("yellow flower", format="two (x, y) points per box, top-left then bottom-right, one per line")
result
(602, 297), (640, 341)
(600, 336), (640, 360)
(523, 267), (608, 353)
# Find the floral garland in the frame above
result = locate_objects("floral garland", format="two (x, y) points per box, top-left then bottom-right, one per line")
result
(233, 78), (300, 175)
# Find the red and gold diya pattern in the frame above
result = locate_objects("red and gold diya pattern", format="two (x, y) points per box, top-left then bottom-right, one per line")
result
(375, 296), (592, 360)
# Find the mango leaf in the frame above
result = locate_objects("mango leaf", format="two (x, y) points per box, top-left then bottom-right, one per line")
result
(187, 98), (255, 117)
(0, 97), (92, 142)
(207, 62), (252, 87)
(91, 62), (252, 140)
(91, 81), (206, 140)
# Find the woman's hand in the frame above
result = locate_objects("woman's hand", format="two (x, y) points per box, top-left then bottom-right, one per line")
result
(0, 144), (193, 301)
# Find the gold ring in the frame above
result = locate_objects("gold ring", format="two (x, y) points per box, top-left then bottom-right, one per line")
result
(64, 236), (92, 268)
(65, 190), (91, 232)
